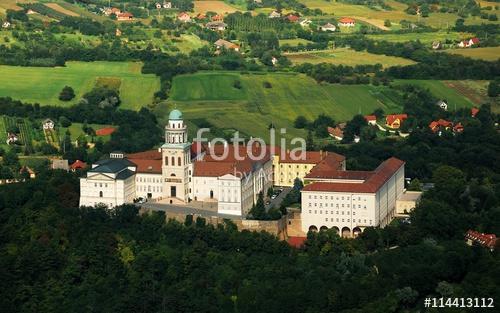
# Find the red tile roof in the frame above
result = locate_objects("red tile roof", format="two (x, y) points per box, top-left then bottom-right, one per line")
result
(211, 14), (224, 21)
(339, 17), (355, 23)
(126, 150), (162, 174)
(303, 157), (404, 193)
(287, 236), (306, 248)
(96, 127), (116, 136)
(70, 160), (87, 170)
(364, 115), (377, 121)
(471, 107), (479, 117)
(466, 230), (497, 250)
(193, 159), (253, 177)
(277, 150), (344, 164)
(386, 114), (408, 126)
(287, 15), (300, 22)
(453, 122), (464, 132)
(328, 126), (344, 139)
(429, 119), (453, 132)
(471, 37), (480, 44)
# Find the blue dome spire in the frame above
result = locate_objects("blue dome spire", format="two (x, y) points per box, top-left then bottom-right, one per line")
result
(169, 109), (183, 120)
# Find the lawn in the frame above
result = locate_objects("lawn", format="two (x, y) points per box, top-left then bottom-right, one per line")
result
(444, 47), (500, 61)
(44, 3), (79, 17)
(167, 71), (404, 139)
(0, 61), (160, 110)
(392, 80), (475, 109)
(284, 48), (416, 67)
(367, 31), (474, 44)
(193, 1), (240, 14)
(279, 38), (314, 47)
(61, 122), (113, 142)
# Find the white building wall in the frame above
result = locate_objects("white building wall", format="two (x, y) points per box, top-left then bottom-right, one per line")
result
(192, 176), (219, 201)
(135, 173), (163, 199)
(79, 174), (135, 208)
(218, 175), (243, 216)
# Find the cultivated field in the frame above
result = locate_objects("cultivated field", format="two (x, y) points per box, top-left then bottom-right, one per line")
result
(367, 31), (474, 44)
(284, 48), (416, 67)
(279, 38), (314, 47)
(0, 61), (160, 110)
(168, 71), (404, 139)
(193, 1), (239, 14)
(444, 47), (500, 61)
(44, 3), (79, 17)
(299, 0), (495, 28)
(393, 80), (476, 108)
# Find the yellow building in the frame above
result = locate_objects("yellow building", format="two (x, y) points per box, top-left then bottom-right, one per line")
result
(272, 151), (345, 187)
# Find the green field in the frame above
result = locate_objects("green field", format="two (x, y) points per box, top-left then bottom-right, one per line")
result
(285, 48), (416, 67)
(367, 31), (474, 44)
(393, 80), (475, 108)
(444, 47), (500, 61)
(0, 61), (160, 110)
(279, 38), (314, 47)
(167, 71), (404, 139)
(61, 122), (113, 142)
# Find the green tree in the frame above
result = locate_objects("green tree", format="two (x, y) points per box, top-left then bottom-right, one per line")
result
(294, 116), (308, 129)
(59, 86), (75, 101)
(487, 79), (499, 97)
(306, 130), (315, 151)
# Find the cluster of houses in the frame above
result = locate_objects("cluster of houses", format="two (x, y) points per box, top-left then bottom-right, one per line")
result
(267, 11), (356, 32)
(465, 230), (498, 251)
(102, 7), (134, 21)
(154, 1), (172, 9)
(432, 37), (480, 50)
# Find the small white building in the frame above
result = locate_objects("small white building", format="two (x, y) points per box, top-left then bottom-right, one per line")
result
(269, 10), (281, 18)
(2, 21), (11, 29)
(42, 118), (55, 130)
(319, 23), (336, 32)
(299, 18), (312, 27)
(436, 100), (448, 111)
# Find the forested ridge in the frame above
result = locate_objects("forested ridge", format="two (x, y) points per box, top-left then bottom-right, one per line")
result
(0, 107), (499, 312)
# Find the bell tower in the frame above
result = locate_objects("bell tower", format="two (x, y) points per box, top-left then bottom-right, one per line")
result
(161, 109), (191, 203)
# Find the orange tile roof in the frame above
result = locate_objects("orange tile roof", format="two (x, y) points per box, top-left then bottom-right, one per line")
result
(364, 115), (376, 121)
(96, 127), (116, 136)
(70, 160), (87, 170)
(126, 150), (162, 174)
(339, 17), (355, 23)
(466, 230), (497, 250)
(471, 107), (479, 117)
(303, 157), (404, 193)
(386, 114), (408, 126)
(287, 236), (306, 248)
(277, 150), (344, 164)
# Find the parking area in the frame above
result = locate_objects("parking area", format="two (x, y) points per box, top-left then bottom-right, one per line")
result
(265, 187), (291, 210)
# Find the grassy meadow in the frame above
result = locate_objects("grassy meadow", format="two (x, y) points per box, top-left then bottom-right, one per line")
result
(284, 48), (416, 67)
(168, 71), (404, 139)
(367, 31), (474, 44)
(0, 61), (160, 110)
(444, 47), (500, 61)
(193, 1), (240, 14)
(392, 80), (476, 108)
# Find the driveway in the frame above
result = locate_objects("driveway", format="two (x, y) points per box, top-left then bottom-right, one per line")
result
(266, 187), (292, 211)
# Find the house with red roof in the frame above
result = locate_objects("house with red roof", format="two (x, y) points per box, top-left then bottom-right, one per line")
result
(458, 37), (480, 48)
(177, 12), (191, 22)
(453, 122), (464, 133)
(364, 115), (377, 126)
(385, 114), (408, 129)
(301, 157), (406, 237)
(96, 127), (116, 136)
(429, 119), (453, 133)
(286, 14), (300, 23)
(211, 14), (224, 21)
(116, 12), (134, 21)
(465, 230), (497, 251)
(471, 107), (479, 117)
(338, 17), (355, 27)
(328, 126), (344, 141)
(70, 160), (87, 172)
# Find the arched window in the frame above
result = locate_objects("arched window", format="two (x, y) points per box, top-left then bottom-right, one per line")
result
(165, 157), (168, 166)
(178, 157), (181, 166)
(171, 156), (175, 166)
(99, 191), (103, 197)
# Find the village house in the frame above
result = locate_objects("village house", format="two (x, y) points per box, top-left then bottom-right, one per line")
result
(338, 17), (356, 27)
(385, 114), (408, 129)
(6, 133), (18, 145)
(428, 119), (453, 133)
(214, 39), (240, 52)
(471, 107), (479, 117)
(195, 13), (207, 20)
(436, 100), (448, 111)
(465, 230), (497, 251)
(19, 166), (36, 179)
(286, 14), (300, 23)
(206, 21), (227, 31)
(319, 23), (336, 32)
(42, 118), (55, 130)
(115, 28), (122, 37)
(364, 115), (377, 125)
(453, 122), (464, 133)
(155, 3), (162, 9)
(116, 12), (134, 21)
(177, 12), (191, 22)
(211, 14), (224, 21)
(269, 10), (281, 18)
(432, 41), (441, 50)
(327, 126), (344, 141)
(458, 37), (480, 48)
(70, 160), (87, 172)
(52, 159), (69, 171)
(104, 7), (121, 16)
(299, 18), (312, 27)
(163, 1), (172, 9)
(2, 21), (11, 29)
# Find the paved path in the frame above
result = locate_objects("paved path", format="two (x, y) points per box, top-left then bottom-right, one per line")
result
(139, 202), (242, 220)
(266, 187), (292, 210)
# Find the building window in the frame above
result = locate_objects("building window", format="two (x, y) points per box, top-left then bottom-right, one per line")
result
(165, 157), (168, 165)
(178, 157), (181, 166)
(171, 156), (175, 166)
(99, 191), (103, 197)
